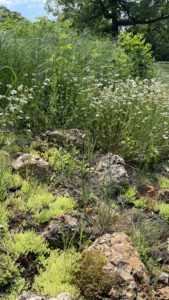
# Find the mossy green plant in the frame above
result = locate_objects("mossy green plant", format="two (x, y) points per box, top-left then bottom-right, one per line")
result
(44, 147), (79, 175)
(33, 249), (80, 298)
(4, 230), (49, 260)
(158, 176), (169, 189)
(35, 196), (76, 224)
(154, 202), (169, 221)
(125, 186), (137, 202)
(27, 188), (55, 214)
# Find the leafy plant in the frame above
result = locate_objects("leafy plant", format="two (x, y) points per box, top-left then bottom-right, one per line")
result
(158, 176), (169, 189)
(154, 202), (169, 221)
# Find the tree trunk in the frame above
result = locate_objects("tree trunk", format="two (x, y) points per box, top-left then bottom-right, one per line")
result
(112, 19), (118, 36)
(111, 0), (118, 36)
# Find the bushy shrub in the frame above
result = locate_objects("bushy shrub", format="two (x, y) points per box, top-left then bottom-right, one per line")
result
(74, 248), (114, 300)
(33, 249), (80, 297)
(119, 32), (155, 78)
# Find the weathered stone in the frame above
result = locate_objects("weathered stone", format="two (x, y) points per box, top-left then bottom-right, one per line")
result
(55, 293), (75, 300)
(96, 153), (129, 188)
(87, 232), (150, 300)
(157, 189), (169, 203)
(18, 292), (74, 300)
(158, 271), (169, 284)
(42, 214), (80, 249)
(155, 286), (169, 300)
(42, 129), (85, 148)
(11, 153), (49, 182)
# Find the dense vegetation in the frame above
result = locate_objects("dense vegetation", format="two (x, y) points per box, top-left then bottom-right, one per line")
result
(0, 4), (169, 300)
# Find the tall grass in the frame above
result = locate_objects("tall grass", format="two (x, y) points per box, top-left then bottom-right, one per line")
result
(0, 20), (166, 165)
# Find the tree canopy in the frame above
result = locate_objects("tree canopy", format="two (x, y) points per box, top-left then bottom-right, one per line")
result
(0, 6), (24, 22)
(45, 0), (169, 35)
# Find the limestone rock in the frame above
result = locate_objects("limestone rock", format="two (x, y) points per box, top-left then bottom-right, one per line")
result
(18, 292), (74, 300)
(157, 189), (169, 203)
(42, 129), (85, 148)
(96, 153), (129, 187)
(158, 271), (169, 284)
(155, 286), (169, 300)
(87, 232), (150, 300)
(42, 214), (80, 249)
(11, 153), (49, 182)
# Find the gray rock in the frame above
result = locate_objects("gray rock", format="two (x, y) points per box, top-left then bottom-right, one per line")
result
(18, 292), (74, 300)
(42, 129), (85, 148)
(86, 232), (150, 300)
(157, 189), (169, 203)
(42, 214), (80, 249)
(158, 271), (169, 284)
(96, 153), (129, 187)
(11, 153), (50, 182)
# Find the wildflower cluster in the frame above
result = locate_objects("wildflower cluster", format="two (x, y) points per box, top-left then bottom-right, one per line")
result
(0, 76), (50, 132)
(90, 79), (169, 164)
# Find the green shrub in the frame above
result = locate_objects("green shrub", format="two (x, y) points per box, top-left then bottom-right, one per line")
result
(33, 249), (80, 297)
(119, 32), (155, 78)
(74, 249), (114, 300)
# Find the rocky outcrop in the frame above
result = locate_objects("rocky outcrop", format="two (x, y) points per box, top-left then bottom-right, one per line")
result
(11, 153), (50, 182)
(87, 232), (150, 300)
(18, 292), (74, 300)
(41, 129), (85, 148)
(42, 214), (80, 249)
(96, 153), (129, 188)
(155, 286), (169, 300)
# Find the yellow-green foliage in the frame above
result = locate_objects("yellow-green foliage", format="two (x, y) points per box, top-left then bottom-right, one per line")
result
(33, 250), (80, 298)
(27, 188), (55, 213)
(44, 148), (77, 174)
(20, 180), (35, 200)
(124, 187), (146, 208)
(5, 231), (48, 260)
(125, 186), (137, 202)
(0, 204), (9, 230)
(35, 196), (76, 224)
(158, 176), (169, 189)
(0, 253), (20, 288)
(75, 249), (114, 300)
(154, 202), (169, 221)
(133, 198), (146, 209)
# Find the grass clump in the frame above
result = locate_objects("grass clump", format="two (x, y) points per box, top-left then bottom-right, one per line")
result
(33, 249), (80, 298)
